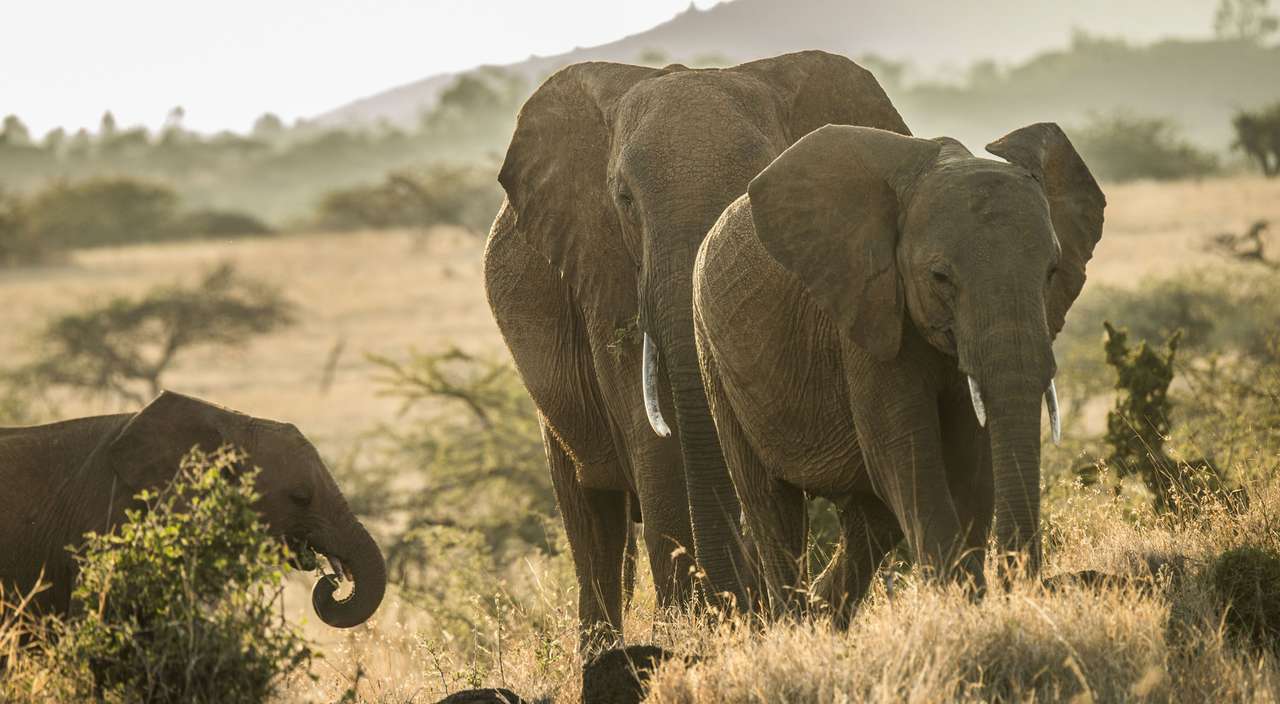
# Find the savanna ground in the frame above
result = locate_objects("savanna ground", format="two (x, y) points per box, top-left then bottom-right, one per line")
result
(3, 175), (1280, 702)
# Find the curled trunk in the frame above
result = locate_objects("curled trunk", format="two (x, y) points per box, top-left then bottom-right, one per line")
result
(311, 518), (387, 628)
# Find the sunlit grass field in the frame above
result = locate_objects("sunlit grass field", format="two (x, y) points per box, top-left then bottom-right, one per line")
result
(3, 175), (1280, 702)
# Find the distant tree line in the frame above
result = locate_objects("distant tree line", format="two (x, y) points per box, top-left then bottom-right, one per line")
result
(0, 68), (530, 223)
(0, 178), (271, 266)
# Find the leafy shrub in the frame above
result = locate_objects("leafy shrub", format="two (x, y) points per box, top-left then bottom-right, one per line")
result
(0, 188), (46, 266)
(43, 446), (313, 703)
(339, 347), (555, 635)
(1209, 545), (1280, 652)
(312, 163), (502, 235)
(1095, 322), (1243, 514)
(24, 176), (181, 248)
(1057, 269), (1280, 408)
(1072, 112), (1219, 182)
(173, 209), (273, 239)
(20, 262), (294, 403)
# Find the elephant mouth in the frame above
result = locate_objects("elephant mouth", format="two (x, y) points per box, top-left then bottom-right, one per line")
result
(284, 535), (352, 581)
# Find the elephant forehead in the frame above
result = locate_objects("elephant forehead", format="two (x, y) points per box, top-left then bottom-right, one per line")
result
(911, 165), (1050, 237)
(614, 72), (780, 141)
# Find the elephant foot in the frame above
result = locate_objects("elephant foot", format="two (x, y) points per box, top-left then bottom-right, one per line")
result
(583, 644), (693, 704)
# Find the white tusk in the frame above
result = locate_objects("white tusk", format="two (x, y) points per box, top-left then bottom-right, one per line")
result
(967, 376), (987, 428)
(643, 333), (672, 437)
(1045, 378), (1061, 445)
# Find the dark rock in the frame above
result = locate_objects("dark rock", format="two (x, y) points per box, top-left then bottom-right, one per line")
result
(1042, 569), (1155, 595)
(435, 688), (529, 704)
(582, 644), (683, 704)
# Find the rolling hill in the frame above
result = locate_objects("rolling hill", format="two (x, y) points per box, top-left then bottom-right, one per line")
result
(316, 0), (1216, 129)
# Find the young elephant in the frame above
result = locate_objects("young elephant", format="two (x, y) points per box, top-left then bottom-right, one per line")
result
(693, 123), (1104, 620)
(0, 391), (385, 628)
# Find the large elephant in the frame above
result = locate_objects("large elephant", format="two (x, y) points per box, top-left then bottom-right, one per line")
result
(693, 124), (1105, 620)
(0, 391), (386, 628)
(484, 51), (912, 641)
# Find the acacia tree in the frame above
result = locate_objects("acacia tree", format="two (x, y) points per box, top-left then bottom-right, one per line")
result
(22, 263), (294, 404)
(1232, 103), (1280, 177)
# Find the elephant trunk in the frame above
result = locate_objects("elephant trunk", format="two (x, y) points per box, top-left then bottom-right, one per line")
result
(985, 382), (1044, 578)
(644, 248), (752, 609)
(963, 297), (1054, 581)
(310, 515), (387, 628)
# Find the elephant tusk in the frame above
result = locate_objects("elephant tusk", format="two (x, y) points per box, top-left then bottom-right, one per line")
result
(328, 555), (347, 582)
(967, 376), (987, 428)
(1045, 378), (1061, 445)
(643, 333), (672, 437)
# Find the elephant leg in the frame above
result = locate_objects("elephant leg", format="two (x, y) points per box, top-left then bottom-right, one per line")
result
(542, 423), (629, 653)
(833, 494), (902, 628)
(638, 491), (697, 610)
(845, 350), (968, 586)
(702, 355), (804, 614)
(940, 390), (995, 594)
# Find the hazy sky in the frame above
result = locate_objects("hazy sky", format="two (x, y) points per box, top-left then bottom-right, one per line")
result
(3, 0), (723, 135)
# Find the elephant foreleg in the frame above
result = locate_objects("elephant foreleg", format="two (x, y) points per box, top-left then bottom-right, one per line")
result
(702, 354), (804, 615)
(542, 422), (629, 654)
(941, 389), (995, 595)
(832, 495), (902, 628)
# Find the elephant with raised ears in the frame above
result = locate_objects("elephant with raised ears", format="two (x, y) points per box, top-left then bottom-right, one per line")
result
(0, 391), (386, 629)
(693, 123), (1105, 620)
(485, 50), (912, 638)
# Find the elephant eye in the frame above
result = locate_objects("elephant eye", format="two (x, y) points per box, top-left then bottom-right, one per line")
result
(288, 486), (313, 507)
(616, 190), (634, 209)
(930, 267), (951, 286)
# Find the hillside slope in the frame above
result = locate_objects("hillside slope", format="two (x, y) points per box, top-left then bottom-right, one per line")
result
(316, 0), (1213, 128)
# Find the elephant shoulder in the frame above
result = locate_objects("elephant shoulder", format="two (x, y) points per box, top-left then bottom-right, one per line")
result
(695, 195), (805, 345)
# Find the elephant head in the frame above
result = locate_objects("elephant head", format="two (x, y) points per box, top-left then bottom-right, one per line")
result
(105, 391), (386, 628)
(497, 51), (911, 602)
(747, 124), (1105, 576)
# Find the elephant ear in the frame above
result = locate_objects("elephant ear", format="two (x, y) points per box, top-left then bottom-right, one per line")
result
(737, 50), (913, 141)
(497, 62), (661, 285)
(748, 125), (940, 361)
(106, 391), (234, 493)
(986, 123), (1106, 338)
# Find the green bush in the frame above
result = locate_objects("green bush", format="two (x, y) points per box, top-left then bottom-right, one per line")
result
(1057, 269), (1280, 407)
(1073, 112), (1219, 182)
(340, 348), (555, 635)
(0, 188), (46, 266)
(312, 163), (502, 235)
(173, 208), (273, 239)
(24, 176), (181, 248)
(1209, 545), (1280, 652)
(47, 446), (312, 702)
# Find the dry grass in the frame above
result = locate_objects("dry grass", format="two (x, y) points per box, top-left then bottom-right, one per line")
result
(3, 175), (1280, 702)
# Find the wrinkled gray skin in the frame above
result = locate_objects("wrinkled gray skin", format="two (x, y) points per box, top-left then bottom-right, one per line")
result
(0, 391), (386, 629)
(693, 124), (1105, 622)
(484, 51), (911, 644)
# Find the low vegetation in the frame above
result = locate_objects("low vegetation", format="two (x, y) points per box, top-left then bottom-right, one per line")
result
(1, 448), (314, 703)
(1073, 112), (1220, 182)
(312, 163), (502, 236)
(0, 177), (272, 265)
